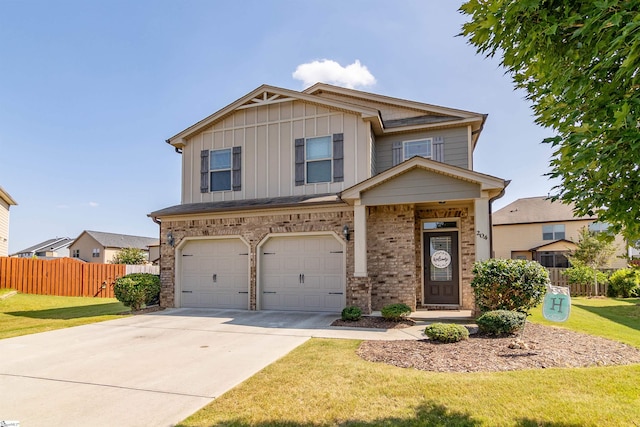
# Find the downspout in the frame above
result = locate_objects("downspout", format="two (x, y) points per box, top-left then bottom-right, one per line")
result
(488, 180), (511, 258)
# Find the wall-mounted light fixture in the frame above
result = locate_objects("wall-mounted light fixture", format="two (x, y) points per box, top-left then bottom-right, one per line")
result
(167, 231), (175, 247)
(342, 224), (350, 241)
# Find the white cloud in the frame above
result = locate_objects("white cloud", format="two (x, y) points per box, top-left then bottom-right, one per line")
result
(292, 59), (376, 89)
(88, 201), (99, 207)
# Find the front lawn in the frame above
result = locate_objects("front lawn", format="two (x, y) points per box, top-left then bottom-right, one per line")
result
(0, 291), (130, 339)
(179, 297), (640, 426)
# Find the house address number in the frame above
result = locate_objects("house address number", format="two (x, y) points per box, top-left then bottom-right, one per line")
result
(476, 230), (488, 240)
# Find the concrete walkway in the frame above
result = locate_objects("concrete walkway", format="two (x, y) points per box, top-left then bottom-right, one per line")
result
(0, 308), (464, 427)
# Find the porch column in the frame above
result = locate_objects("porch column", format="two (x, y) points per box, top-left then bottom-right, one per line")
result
(354, 201), (367, 277)
(475, 197), (491, 261)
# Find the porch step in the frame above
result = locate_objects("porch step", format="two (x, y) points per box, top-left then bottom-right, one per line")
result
(369, 309), (475, 322)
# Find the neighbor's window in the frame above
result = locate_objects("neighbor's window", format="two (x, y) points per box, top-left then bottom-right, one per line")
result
(92, 248), (100, 258)
(542, 224), (565, 240)
(403, 138), (432, 160)
(210, 148), (232, 191)
(72, 249), (80, 258)
(538, 251), (569, 268)
(589, 222), (610, 233)
(306, 136), (332, 183)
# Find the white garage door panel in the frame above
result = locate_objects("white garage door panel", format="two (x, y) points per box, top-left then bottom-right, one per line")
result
(180, 239), (249, 309)
(261, 235), (345, 312)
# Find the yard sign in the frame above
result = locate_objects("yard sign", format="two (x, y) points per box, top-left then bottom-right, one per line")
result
(542, 284), (571, 322)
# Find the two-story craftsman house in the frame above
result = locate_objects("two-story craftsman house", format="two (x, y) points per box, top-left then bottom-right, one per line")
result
(150, 83), (508, 313)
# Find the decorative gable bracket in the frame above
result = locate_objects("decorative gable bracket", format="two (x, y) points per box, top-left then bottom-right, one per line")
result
(236, 91), (296, 110)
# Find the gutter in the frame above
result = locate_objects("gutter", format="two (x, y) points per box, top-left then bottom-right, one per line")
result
(166, 138), (182, 154)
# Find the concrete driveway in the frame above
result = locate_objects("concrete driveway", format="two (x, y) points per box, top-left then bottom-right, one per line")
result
(0, 308), (422, 427)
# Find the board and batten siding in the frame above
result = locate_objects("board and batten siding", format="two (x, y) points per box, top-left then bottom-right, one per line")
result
(360, 169), (481, 206)
(0, 199), (9, 257)
(182, 100), (372, 204)
(375, 127), (470, 173)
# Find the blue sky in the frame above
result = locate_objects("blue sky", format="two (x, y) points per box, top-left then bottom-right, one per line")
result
(0, 0), (557, 254)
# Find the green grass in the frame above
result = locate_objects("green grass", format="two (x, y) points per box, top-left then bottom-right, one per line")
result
(179, 297), (640, 427)
(0, 291), (130, 339)
(529, 297), (640, 348)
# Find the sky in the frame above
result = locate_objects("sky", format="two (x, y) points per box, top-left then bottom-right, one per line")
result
(0, 0), (558, 254)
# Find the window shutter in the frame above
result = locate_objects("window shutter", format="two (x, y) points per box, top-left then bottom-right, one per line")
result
(433, 137), (444, 162)
(332, 133), (344, 182)
(232, 146), (242, 191)
(295, 138), (305, 186)
(392, 141), (403, 166)
(200, 150), (209, 193)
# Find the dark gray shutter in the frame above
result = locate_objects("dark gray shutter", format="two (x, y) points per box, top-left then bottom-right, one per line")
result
(392, 141), (403, 166)
(232, 146), (242, 191)
(333, 133), (344, 182)
(200, 150), (209, 193)
(433, 137), (444, 162)
(295, 138), (305, 186)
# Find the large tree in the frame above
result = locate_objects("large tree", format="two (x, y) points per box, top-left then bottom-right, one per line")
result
(460, 1), (640, 240)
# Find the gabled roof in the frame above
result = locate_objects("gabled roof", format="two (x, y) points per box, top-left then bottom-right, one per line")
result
(528, 239), (577, 252)
(73, 230), (159, 250)
(493, 196), (597, 225)
(166, 83), (488, 149)
(167, 84), (382, 148)
(11, 237), (72, 256)
(340, 156), (507, 203)
(0, 186), (17, 206)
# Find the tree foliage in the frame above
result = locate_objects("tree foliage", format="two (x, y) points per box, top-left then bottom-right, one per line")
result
(110, 247), (147, 265)
(568, 227), (618, 268)
(460, 1), (640, 240)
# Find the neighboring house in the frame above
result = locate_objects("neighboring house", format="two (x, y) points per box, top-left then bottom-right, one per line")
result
(148, 243), (160, 265)
(492, 196), (628, 269)
(0, 186), (17, 257)
(149, 83), (508, 313)
(69, 230), (159, 264)
(11, 237), (73, 258)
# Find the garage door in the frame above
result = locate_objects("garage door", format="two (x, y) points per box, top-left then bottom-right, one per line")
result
(180, 239), (249, 309)
(260, 234), (344, 312)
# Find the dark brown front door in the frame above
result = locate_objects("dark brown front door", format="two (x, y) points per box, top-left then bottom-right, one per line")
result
(424, 231), (459, 305)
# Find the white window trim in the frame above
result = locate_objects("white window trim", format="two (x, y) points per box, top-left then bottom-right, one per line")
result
(305, 136), (333, 184)
(403, 138), (433, 161)
(209, 148), (232, 192)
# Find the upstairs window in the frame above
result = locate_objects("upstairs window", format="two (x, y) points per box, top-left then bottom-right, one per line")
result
(403, 138), (432, 160)
(306, 136), (332, 183)
(210, 149), (232, 191)
(542, 224), (565, 240)
(72, 249), (80, 258)
(200, 147), (242, 193)
(92, 248), (100, 258)
(589, 222), (610, 234)
(295, 134), (344, 186)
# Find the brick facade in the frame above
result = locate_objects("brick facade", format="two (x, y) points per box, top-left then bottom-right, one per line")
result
(158, 202), (477, 313)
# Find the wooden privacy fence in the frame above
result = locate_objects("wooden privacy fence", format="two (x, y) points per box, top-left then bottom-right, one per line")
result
(547, 267), (609, 296)
(0, 257), (127, 298)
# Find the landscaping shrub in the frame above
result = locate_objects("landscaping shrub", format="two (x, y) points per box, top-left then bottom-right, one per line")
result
(564, 261), (609, 290)
(341, 306), (362, 321)
(471, 258), (548, 314)
(380, 303), (411, 321)
(113, 273), (160, 310)
(476, 310), (526, 335)
(424, 323), (469, 343)
(607, 268), (640, 298)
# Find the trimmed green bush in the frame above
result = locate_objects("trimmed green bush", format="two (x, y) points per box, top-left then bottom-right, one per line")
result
(607, 268), (640, 298)
(564, 261), (609, 290)
(424, 323), (469, 343)
(476, 310), (526, 335)
(341, 306), (362, 321)
(471, 258), (548, 314)
(113, 273), (160, 310)
(380, 303), (411, 321)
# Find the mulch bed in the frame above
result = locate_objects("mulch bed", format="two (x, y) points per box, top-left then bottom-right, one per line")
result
(331, 316), (415, 329)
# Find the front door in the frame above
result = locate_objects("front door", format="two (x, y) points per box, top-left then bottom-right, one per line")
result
(424, 231), (459, 305)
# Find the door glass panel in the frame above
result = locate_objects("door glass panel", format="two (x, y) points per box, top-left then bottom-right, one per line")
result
(430, 236), (452, 281)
